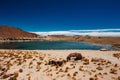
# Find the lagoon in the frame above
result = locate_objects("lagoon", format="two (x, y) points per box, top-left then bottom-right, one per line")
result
(0, 41), (114, 50)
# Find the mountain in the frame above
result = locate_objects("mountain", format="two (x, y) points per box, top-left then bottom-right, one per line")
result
(0, 26), (38, 38)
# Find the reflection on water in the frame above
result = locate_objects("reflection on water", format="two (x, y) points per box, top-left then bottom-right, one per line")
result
(0, 42), (18, 49)
(0, 41), (115, 50)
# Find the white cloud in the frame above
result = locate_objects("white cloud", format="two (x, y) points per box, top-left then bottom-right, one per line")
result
(31, 29), (120, 37)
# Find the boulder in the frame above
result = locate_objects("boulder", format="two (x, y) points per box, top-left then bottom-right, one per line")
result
(67, 52), (82, 61)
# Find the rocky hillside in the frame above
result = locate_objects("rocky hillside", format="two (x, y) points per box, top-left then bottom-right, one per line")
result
(0, 26), (38, 38)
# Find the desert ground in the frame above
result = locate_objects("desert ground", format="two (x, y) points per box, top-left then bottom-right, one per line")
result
(0, 50), (120, 80)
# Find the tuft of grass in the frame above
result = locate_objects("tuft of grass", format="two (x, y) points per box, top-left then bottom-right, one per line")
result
(91, 70), (96, 73)
(29, 61), (33, 65)
(83, 58), (89, 65)
(72, 77), (76, 80)
(118, 76), (120, 80)
(113, 53), (120, 59)
(110, 68), (117, 74)
(3, 74), (10, 79)
(79, 66), (84, 71)
(14, 72), (19, 78)
(61, 74), (65, 77)
(9, 77), (17, 80)
(89, 77), (98, 80)
(65, 67), (69, 72)
(28, 76), (31, 80)
(73, 71), (78, 76)
(19, 69), (23, 73)
(67, 73), (71, 77)
(0, 64), (2, 70)
(96, 66), (103, 70)
(53, 78), (56, 80)
(36, 65), (41, 71)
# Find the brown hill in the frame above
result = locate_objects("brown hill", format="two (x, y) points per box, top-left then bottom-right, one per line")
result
(0, 26), (38, 38)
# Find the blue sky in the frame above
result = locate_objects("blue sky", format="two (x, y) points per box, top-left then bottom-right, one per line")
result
(0, 0), (120, 31)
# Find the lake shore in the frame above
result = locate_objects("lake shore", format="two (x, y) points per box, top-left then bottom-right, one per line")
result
(0, 36), (120, 50)
(44, 36), (120, 50)
(0, 50), (120, 80)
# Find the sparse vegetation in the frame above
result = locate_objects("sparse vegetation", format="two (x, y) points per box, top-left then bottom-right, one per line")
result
(9, 77), (17, 80)
(36, 64), (41, 71)
(113, 53), (120, 59)
(48, 60), (65, 66)
(19, 69), (23, 73)
(110, 68), (117, 74)
(0, 50), (119, 80)
(96, 66), (103, 70)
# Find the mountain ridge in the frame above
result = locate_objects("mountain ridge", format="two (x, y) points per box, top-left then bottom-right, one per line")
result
(0, 26), (38, 38)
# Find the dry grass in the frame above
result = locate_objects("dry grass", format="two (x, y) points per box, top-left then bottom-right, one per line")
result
(113, 53), (120, 59)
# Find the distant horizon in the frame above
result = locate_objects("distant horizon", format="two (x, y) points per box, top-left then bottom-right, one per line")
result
(1, 25), (120, 37)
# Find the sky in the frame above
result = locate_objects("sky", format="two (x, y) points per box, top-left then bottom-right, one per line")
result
(0, 0), (120, 31)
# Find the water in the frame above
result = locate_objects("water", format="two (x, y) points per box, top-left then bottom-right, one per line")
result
(0, 41), (114, 50)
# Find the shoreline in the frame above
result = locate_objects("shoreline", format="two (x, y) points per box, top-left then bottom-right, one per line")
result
(0, 36), (120, 50)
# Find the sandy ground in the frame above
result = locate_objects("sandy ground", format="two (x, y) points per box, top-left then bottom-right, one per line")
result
(0, 50), (120, 80)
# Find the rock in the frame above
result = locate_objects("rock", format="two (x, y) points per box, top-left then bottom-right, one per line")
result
(67, 52), (82, 61)
(100, 48), (108, 51)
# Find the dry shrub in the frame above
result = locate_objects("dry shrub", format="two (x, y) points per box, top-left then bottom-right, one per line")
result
(96, 66), (103, 70)
(19, 69), (23, 73)
(113, 53), (120, 59)
(48, 60), (66, 66)
(9, 77), (17, 80)
(110, 68), (117, 74)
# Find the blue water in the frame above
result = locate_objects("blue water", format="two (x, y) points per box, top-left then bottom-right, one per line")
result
(0, 41), (114, 50)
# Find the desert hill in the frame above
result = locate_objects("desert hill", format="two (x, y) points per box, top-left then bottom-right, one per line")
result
(0, 26), (38, 38)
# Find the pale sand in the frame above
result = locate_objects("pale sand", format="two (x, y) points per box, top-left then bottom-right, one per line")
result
(0, 50), (120, 80)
